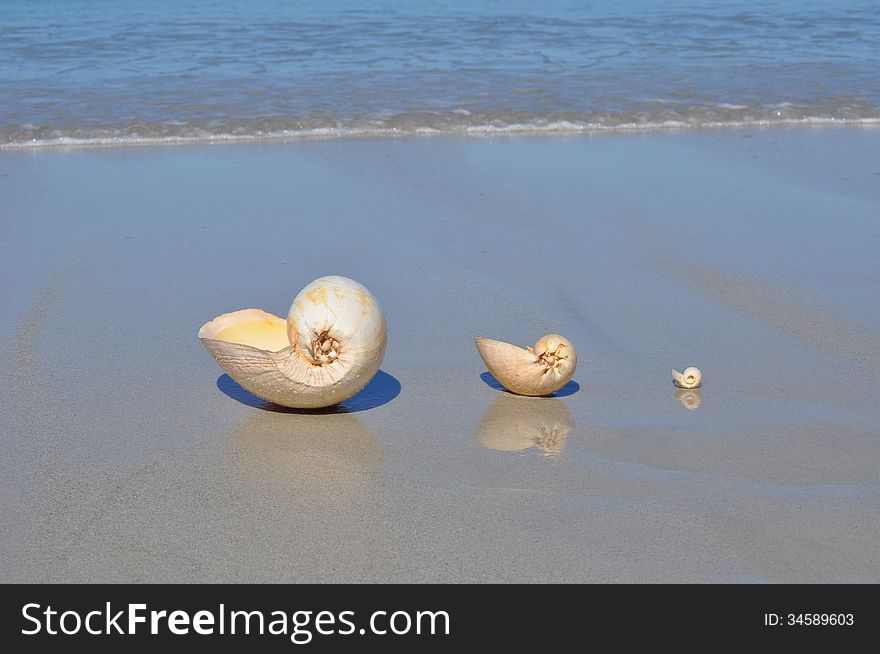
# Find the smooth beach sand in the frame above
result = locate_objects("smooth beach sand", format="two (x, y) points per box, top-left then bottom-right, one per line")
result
(1, 128), (879, 583)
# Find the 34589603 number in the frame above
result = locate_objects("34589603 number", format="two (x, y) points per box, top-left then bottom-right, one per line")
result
(787, 614), (853, 626)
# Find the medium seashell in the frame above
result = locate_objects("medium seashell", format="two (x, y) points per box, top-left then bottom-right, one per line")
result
(475, 334), (577, 396)
(672, 366), (702, 389)
(199, 276), (386, 409)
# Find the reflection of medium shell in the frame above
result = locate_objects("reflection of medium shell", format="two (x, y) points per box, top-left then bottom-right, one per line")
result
(199, 276), (386, 408)
(672, 366), (702, 389)
(475, 334), (577, 396)
(476, 395), (575, 457)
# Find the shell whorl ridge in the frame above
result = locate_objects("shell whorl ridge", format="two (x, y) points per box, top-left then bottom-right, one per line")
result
(199, 276), (386, 408)
(475, 334), (577, 397)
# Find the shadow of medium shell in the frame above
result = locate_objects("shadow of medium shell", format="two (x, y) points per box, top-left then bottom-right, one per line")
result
(199, 276), (387, 409)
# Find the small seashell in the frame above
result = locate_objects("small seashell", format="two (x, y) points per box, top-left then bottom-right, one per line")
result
(199, 276), (386, 408)
(475, 334), (577, 396)
(672, 366), (702, 389)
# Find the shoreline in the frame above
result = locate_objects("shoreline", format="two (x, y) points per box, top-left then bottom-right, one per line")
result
(3, 116), (880, 151)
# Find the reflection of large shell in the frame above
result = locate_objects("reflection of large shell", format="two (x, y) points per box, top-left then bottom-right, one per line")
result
(226, 410), (384, 493)
(476, 395), (575, 457)
(199, 276), (386, 408)
(475, 334), (577, 396)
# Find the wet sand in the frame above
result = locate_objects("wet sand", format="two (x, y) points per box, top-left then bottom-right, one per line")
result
(1, 128), (879, 582)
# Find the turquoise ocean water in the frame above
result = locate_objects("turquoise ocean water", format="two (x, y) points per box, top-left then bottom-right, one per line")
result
(1, 0), (878, 146)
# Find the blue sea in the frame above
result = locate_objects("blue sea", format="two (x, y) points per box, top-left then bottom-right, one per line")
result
(1, 0), (878, 147)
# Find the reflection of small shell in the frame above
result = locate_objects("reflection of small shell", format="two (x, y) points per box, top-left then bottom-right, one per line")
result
(674, 388), (702, 410)
(672, 366), (702, 389)
(475, 334), (577, 396)
(199, 276), (387, 408)
(476, 395), (575, 457)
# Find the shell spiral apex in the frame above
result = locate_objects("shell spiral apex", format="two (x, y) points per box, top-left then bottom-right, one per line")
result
(199, 276), (386, 408)
(475, 333), (577, 396)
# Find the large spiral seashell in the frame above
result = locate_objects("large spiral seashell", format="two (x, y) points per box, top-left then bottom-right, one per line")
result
(198, 276), (386, 408)
(475, 334), (577, 396)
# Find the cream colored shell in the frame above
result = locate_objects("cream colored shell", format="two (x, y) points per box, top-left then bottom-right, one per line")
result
(672, 366), (702, 389)
(199, 276), (386, 409)
(475, 334), (577, 396)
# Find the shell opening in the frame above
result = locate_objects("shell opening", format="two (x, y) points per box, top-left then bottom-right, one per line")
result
(199, 310), (290, 352)
(312, 331), (341, 365)
(539, 343), (567, 370)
